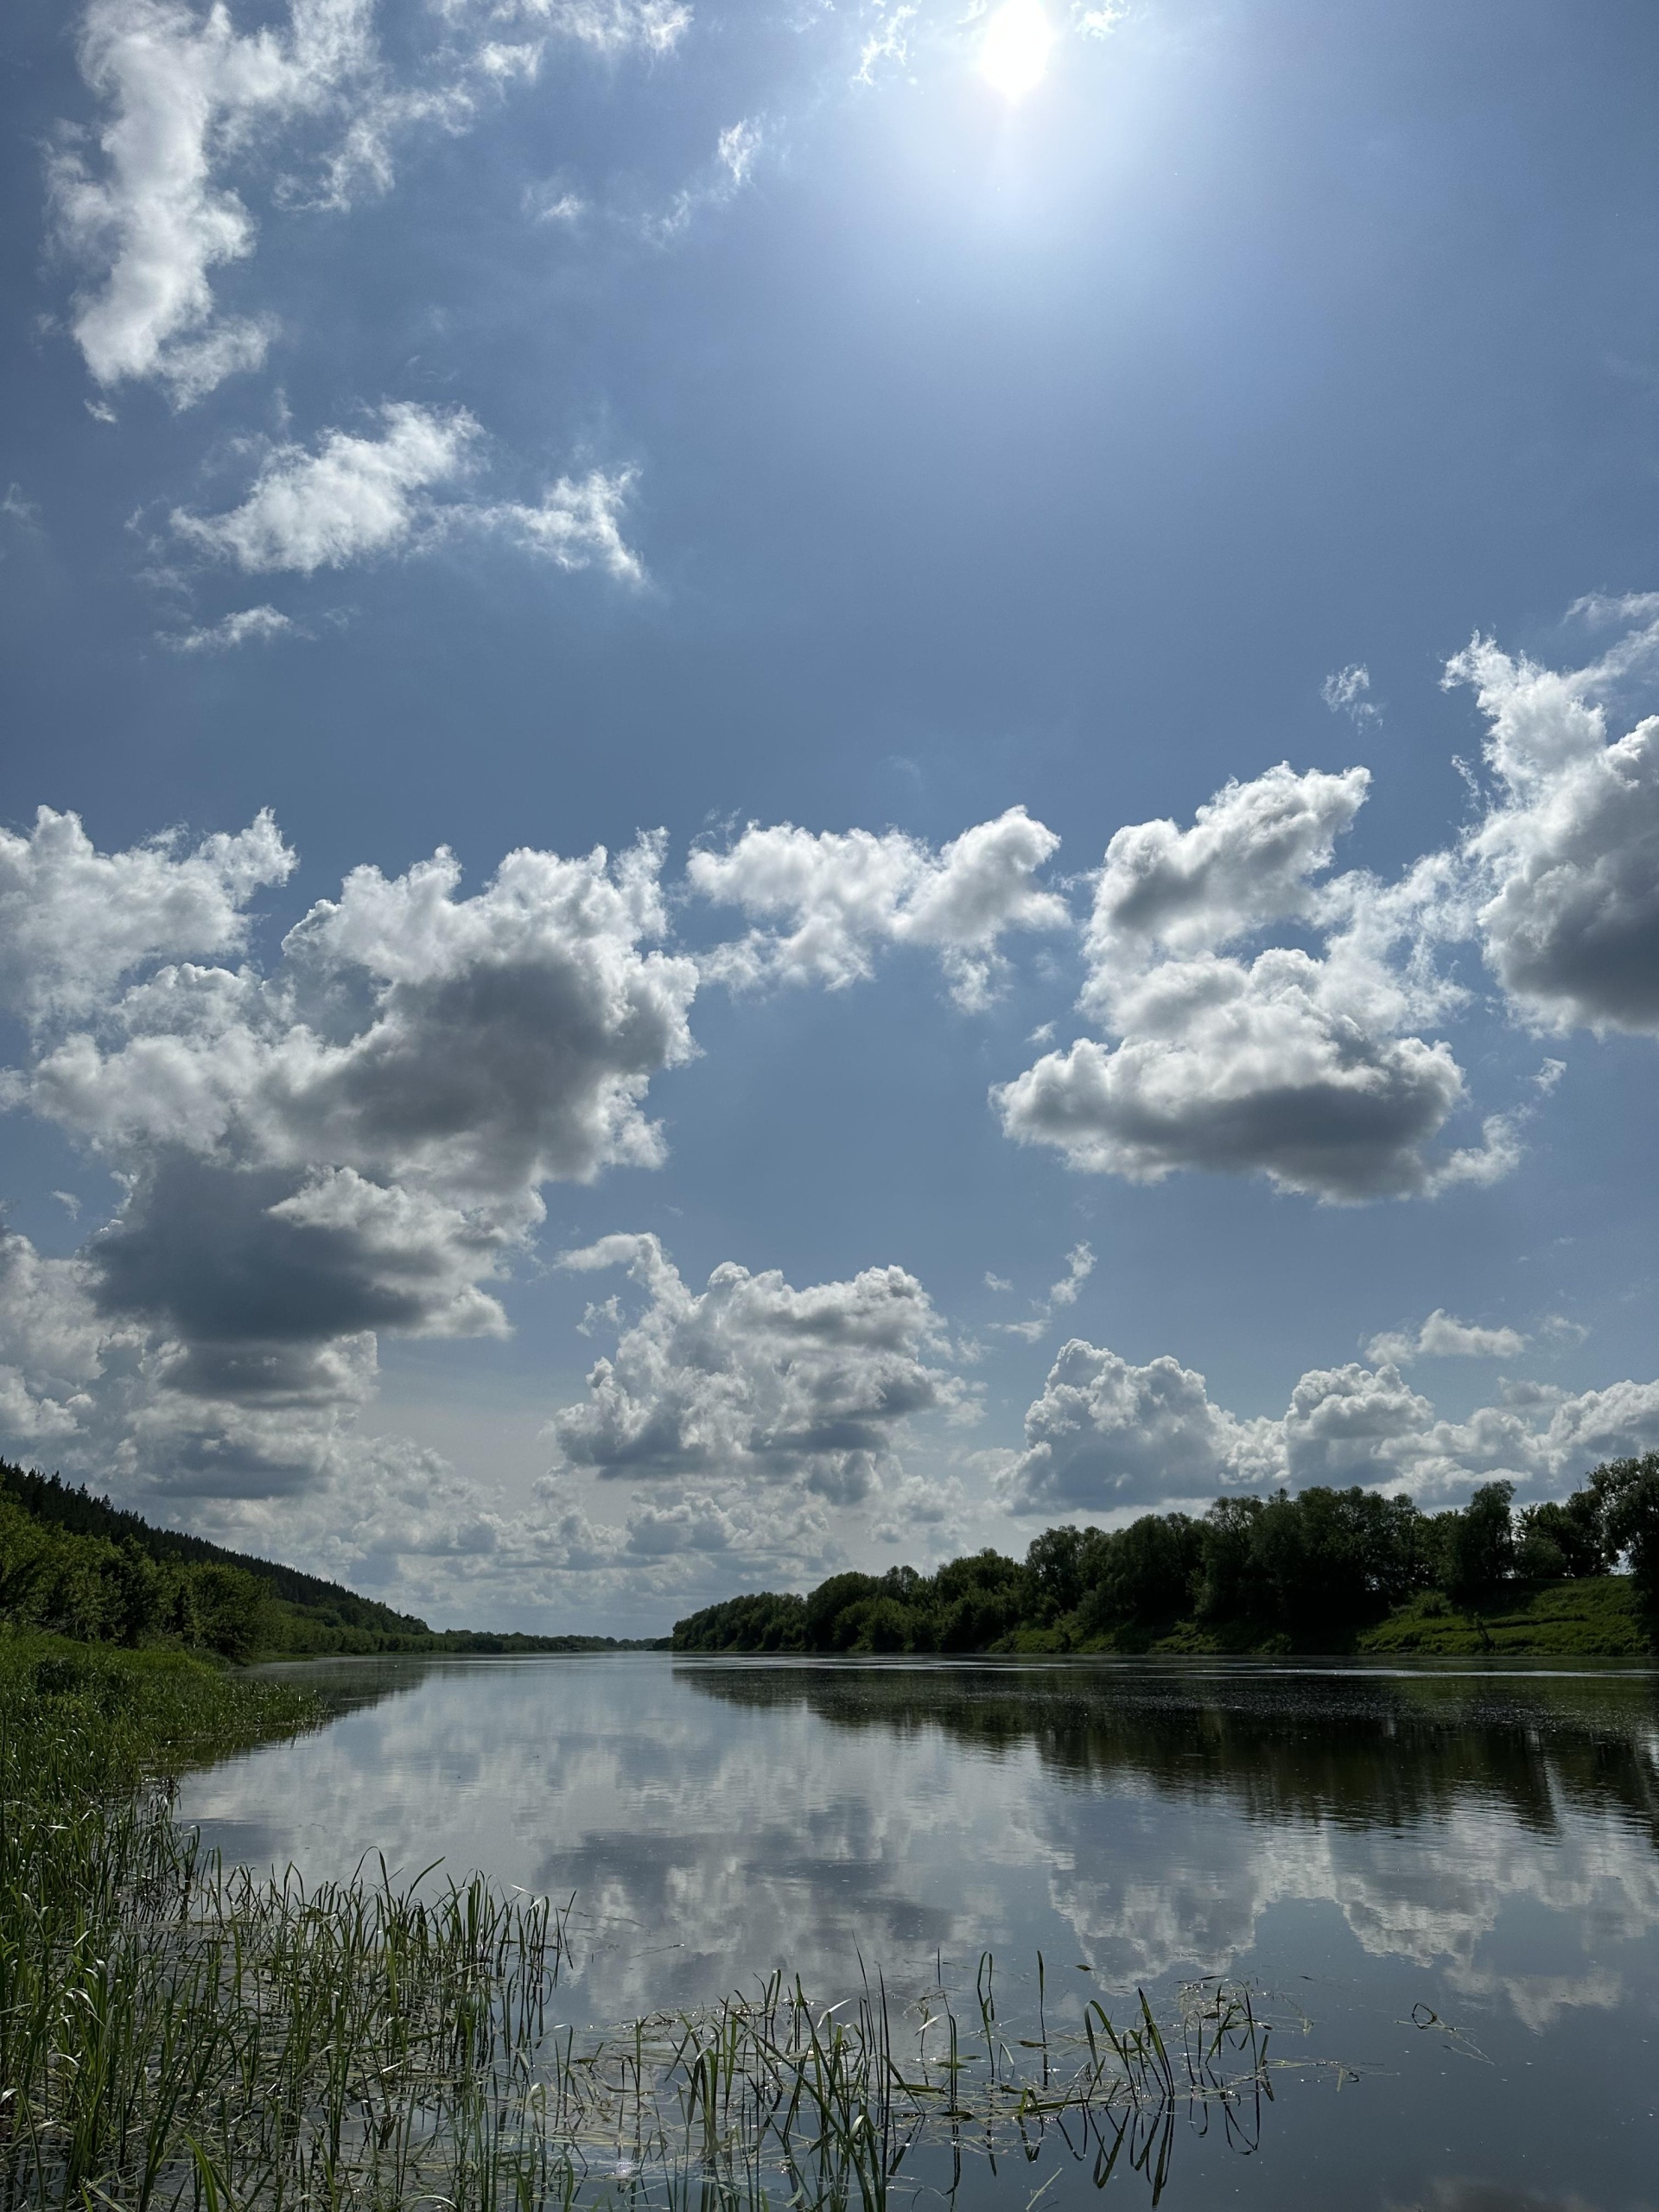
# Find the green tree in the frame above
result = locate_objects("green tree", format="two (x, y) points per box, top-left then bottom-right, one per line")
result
(1077, 1514), (1201, 1636)
(1025, 1525), (1091, 1623)
(1195, 1497), (1267, 1623)
(1592, 1454), (1659, 1611)
(1445, 1482), (1516, 1603)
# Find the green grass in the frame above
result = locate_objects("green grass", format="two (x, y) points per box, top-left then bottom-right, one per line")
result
(988, 1577), (1655, 1659)
(1356, 1574), (1649, 1656)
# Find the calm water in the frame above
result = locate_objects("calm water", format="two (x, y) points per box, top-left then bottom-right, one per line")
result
(180, 1654), (1659, 2209)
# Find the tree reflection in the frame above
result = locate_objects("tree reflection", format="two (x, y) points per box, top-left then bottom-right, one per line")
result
(682, 1660), (1659, 1843)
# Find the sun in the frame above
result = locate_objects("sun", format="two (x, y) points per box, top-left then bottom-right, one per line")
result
(978, 0), (1054, 99)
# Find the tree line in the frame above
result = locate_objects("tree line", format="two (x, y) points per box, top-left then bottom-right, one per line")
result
(0, 1463), (665, 1658)
(671, 1457), (1659, 1656)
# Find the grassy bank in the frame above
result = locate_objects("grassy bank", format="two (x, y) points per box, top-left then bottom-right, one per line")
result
(0, 1631), (1288, 2208)
(1356, 1573), (1649, 1656)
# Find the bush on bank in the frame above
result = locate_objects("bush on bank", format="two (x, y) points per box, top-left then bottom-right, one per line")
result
(672, 1455), (1659, 1656)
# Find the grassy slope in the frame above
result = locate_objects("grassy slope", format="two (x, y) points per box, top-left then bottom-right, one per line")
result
(1355, 1574), (1648, 1656)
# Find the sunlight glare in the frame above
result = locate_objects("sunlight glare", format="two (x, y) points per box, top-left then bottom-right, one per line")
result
(978, 0), (1054, 99)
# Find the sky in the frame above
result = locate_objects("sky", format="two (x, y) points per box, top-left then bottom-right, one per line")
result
(3, 0), (1659, 1632)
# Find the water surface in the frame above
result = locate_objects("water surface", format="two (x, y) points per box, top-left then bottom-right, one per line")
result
(181, 1653), (1659, 2208)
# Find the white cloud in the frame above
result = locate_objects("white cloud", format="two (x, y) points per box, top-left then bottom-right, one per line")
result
(0, 816), (699, 1498)
(1, 485), (42, 532)
(995, 765), (1511, 1202)
(172, 410), (646, 582)
(165, 603), (295, 651)
(717, 118), (762, 185)
(0, 1231), (111, 1446)
(50, 0), (378, 402)
(0, 804), (293, 1026)
(474, 467), (645, 582)
(31, 833), (700, 1203)
(690, 805), (1068, 1009)
(545, 1233), (967, 1503)
(461, 0), (692, 57)
(50, 0), (685, 404)
(1449, 605), (1659, 1035)
(1001, 1338), (1280, 1513)
(1080, 763), (1370, 974)
(648, 114), (766, 241)
(174, 404), (480, 572)
(1002, 1332), (1659, 1515)
(868, 1470), (969, 1548)
(1364, 1309), (1529, 1366)
(855, 0), (918, 86)
(997, 1239), (1095, 1341)
(1322, 663), (1379, 725)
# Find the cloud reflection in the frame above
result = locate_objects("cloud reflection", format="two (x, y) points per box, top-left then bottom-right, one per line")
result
(181, 1657), (1659, 2037)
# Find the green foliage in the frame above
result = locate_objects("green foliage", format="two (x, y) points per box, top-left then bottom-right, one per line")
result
(1445, 1481), (1517, 1603)
(1358, 1573), (1647, 1656)
(1077, 1514), (1202, 1638)
(674, 1459), (1658, 1657)
(672, 1591), (808, 1653)
(0, 1459), (429, 1635)
(0, 1461), (665, 1658)
(1592, 1453), (1659, 1611)
(0, 1493), (275, 1657)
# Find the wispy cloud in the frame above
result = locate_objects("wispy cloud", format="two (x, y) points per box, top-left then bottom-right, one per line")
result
(164, 603), (296, 652)
(996, 1241), (1095, 1341)
(1321, 663), (1381, 725)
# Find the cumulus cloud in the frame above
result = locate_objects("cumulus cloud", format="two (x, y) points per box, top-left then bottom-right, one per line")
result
(49, 0), (684, 404)
(995, 764), (1511, 1202)
(1002, 1333), (1659, 1515)
(1449, 603), (1659, 1035)
(0, 803), (293, 1026)
(545, 1233), (967, 1503)
(49, 0), (377, 401)
(0, 1232), (111, 1445)
(173, 404), (480, 571)
(1364, 1310), (1529, 1366)
(1001, 1339), (1280, 1513)
(171, 409), (646, 582)
(0, 811), (698, 1497)
(689, 805), (1068, 1009)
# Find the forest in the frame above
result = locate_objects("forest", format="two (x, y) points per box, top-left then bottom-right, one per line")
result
(671, 1457), (1659, 1656)
(0, 1461), (658, 1657)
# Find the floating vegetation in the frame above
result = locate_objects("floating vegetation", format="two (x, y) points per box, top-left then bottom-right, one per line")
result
(0, 1638), (1314, 2209)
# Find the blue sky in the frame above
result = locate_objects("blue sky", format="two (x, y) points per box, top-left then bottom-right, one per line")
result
(3, 0), (1659, 1630)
